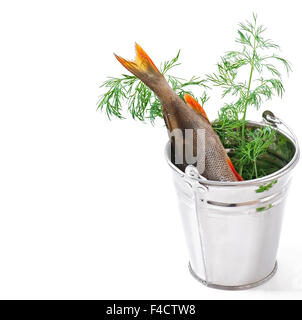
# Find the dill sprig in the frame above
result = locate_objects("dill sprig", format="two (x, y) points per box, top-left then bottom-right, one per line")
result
(209, 13), (291, 177)
(208, 13), (290, 125)
(232, 126), (276, 180)
(97, 50), (208, 123)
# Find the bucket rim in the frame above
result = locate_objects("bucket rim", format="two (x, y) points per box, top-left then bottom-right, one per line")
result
(165, 120), (300, 187)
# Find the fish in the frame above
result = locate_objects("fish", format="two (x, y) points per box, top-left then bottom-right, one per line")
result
(114, 43), (242, 182)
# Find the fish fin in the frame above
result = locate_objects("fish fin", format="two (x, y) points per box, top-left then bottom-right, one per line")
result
(227, 157), (244, 181)
(114, 43), (161, 80)
(184, 94), (210, 123)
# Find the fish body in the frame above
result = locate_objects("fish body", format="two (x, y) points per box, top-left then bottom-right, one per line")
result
(115, 44), (241, 182)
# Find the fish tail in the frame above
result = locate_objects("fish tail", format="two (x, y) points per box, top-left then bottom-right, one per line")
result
(114, 43), (162, 84)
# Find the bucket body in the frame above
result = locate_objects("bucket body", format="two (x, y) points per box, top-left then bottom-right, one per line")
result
(166, 116), (299, 289)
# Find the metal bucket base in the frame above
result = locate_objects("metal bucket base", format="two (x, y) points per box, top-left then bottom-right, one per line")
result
(188, 261), (278, 290)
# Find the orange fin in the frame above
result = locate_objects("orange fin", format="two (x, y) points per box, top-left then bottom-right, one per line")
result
(114, 43), (160, 79)
(184, 94), (209, 122)
(227, 157), (244, 181)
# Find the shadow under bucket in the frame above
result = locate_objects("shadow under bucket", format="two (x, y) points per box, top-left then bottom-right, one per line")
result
(165, 112), (300, 290)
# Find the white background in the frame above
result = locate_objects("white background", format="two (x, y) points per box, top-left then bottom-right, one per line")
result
(0, 0), (301, 300)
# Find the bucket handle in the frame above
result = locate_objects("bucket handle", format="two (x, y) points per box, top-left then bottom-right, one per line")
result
(184, 165), (209, 284)
(262, 110), (299, 152)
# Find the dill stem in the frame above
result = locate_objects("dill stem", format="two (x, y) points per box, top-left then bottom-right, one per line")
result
(254, 160), (258, 178)
(239, 38), (256, 175)
(241, 41), (256, 139)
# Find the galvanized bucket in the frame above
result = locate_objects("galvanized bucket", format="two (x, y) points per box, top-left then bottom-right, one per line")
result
(165, 111), (300, 290)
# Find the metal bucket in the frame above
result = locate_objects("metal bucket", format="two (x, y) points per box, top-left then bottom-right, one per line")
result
(165, 112), (300, 290)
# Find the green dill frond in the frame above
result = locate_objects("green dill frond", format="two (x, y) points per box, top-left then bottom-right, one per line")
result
(210, 13), (291, 178)
(212, 102), (245, 147)
(208, 13), (291, 118)
(233, 126), (276, 179)
(97, 77), (127, 119)
(160, 50), (181, 74)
